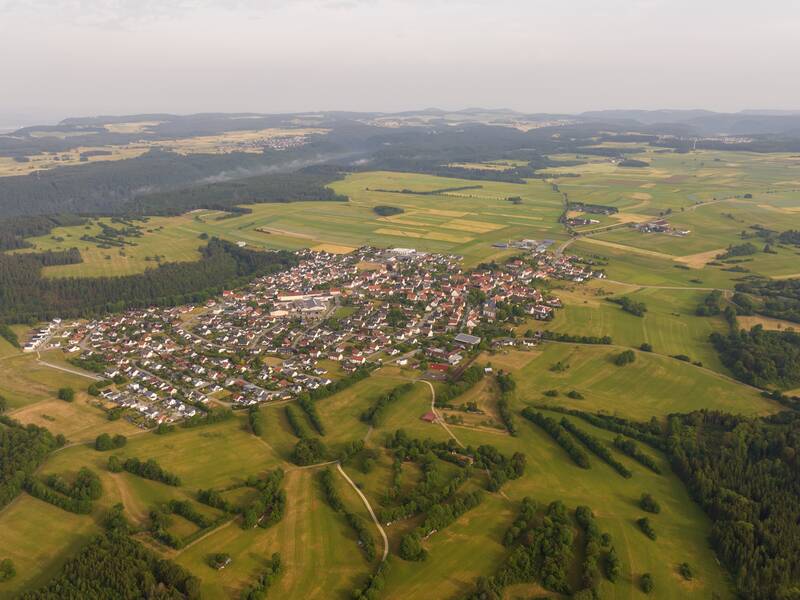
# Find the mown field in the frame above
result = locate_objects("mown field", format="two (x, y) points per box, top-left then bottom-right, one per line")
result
(15, 170), (569, 276)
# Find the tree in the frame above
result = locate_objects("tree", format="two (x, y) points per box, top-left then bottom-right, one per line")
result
(58, 387), (75, 402)
(0, 558), (15, 582)
(614, 349), (636, 366)
(398, 532), (426, 561)
(95, 433), (113, 451)
(639, 493), (661, 514)
(0, 394), (7, 413)
(678, 562), (693, 580)
(640, 573), (654, 593)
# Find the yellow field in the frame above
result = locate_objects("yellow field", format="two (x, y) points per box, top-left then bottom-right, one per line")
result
(311, 243), (357, 254)
(440, 219), (505, 233)
(674, 248), (727, 268)
(10, 395), (138, 442)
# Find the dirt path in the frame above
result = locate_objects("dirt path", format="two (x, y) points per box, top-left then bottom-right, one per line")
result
(336, 463), (389, 562)
(285, 459), (339, 473)
(109, 473), (149, 524)
(35, 357), (103, 381)
(418, 379), (464, 448)
(601, 279), (721, 291)
(175, 519), (235, 555)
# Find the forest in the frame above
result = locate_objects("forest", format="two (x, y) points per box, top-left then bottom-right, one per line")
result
(667, 410), (800, 599)
(0, 416), (64, 510)
(710, 325), (800, 388)
(0, 239), (298, 322)
(19, 507), (201, 599)
(734, 278), (800, 323)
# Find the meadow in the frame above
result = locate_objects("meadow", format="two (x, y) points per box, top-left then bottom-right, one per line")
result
(529, 281), (731, 372)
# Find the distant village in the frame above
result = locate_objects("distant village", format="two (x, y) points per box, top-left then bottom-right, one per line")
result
(30, 246), (603, 428)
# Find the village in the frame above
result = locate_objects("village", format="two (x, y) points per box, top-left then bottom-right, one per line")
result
(36, 246), (603, 428)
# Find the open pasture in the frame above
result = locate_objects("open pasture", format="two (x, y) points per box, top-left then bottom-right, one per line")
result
(174, 467), (369, 600)
(0, 352), (96, 410)
(531, 284), (730, 371)
(507, 343), (776, 419)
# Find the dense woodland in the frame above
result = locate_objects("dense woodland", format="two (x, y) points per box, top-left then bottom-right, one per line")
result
(667, 411), (800, 599)
(0, 416), (64, 510)
(710, 325), (800, 389)
(0, 239), (298, 322)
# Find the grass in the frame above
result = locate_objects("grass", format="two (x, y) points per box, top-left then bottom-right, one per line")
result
(174, 468), (367, 600)
(0, 495), (99, 596)
(444, 410), (734, 599)
(528, 283), (730, 372)
(508, 344), (777, 419)
(0, 352), (95, 410)
(10, 394), (137, 442)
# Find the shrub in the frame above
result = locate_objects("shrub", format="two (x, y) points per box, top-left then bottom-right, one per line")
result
(614, 349), (636, 366)
(58, 387), (75, 402)
(678, 562), (693, 580)
(639, 493), (661, 514)
(637, 517), (657, 540)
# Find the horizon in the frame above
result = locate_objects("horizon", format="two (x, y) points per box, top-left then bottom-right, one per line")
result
(3, 0), (799, 122)
(3, 105), (800, 133)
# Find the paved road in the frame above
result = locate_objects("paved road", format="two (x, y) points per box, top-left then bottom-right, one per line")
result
(337, 463), (389, 562)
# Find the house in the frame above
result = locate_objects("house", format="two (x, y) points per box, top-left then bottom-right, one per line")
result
(421, 411), (438, 423)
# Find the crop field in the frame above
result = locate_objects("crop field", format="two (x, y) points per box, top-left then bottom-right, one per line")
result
(543, 149), (800, 279)
(14, 170), (570, 276)
(2, 150), (799, 598)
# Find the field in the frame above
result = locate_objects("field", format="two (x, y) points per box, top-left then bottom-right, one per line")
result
(545, 149), (800, 282)
(508, 343), (776, 419)
(528, 282), (731, 372)
(0, 334), (773, 599)
(2, 147), (799, 598)
(15, 170), (569, 276)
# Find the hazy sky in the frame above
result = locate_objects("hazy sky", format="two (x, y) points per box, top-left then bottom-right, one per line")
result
(2, 0), (799, 125)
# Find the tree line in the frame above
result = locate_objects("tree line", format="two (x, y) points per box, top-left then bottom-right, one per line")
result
(0, 239), (298, 322)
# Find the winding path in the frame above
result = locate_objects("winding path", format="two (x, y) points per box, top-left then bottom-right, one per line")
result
(418, 379), (464, 448)
(336, 463), (389, 561)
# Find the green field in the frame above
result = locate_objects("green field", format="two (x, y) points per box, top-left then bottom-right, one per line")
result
(507, 343), (777, 419)
(530, 283), (731, 372)
(3, 153), (800, 598)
